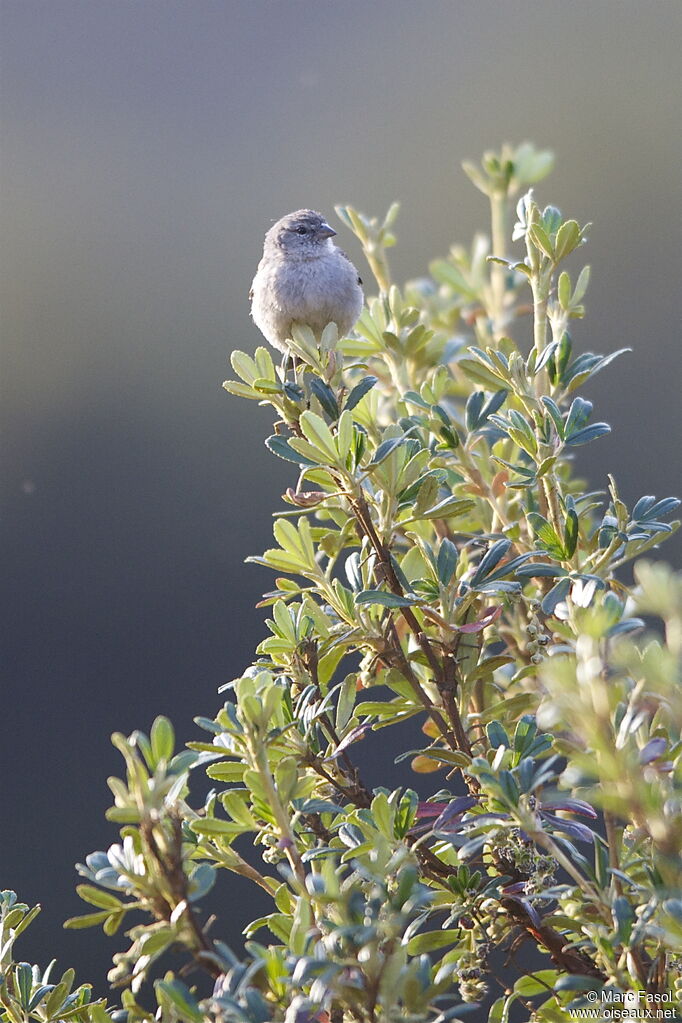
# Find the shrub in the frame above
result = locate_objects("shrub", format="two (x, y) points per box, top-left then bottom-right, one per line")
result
(3, 144), (681, 1023)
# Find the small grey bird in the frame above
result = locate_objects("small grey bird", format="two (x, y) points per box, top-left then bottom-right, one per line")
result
(250, 209), (363, 354)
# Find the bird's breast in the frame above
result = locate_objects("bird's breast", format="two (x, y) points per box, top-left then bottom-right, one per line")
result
(251, 249), (362, 346)
(288, 256), (353, 308)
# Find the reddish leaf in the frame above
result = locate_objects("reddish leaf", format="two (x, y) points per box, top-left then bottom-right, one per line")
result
(458, 605), (502, 633)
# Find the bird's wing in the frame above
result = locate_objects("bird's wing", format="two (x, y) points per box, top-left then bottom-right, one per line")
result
(249, 268), (260, 303)
(339, 249), (362, 285)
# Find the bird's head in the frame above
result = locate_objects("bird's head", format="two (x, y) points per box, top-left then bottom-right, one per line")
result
(264, 209), (337, 259)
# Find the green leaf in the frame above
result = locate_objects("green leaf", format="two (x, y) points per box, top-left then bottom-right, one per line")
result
(487, 996), (507, 1023)
(564, 509), (579, 558)
(150, 716), (174, 763)
(481, 389), (509, 421)
(507, 410), (538, 455)
(206, 760), (246, 782)
(467, 655), (514, 681)
(90, 1005), (113, 1023)
(535, 341), (560, 374)
(283, 379), (304, 402)
(45, 976), (73, 1017)
(299, 410), (339, 462)
(466, 391), (485, 431)
(471, 539), (512, 586)
(536, 455), (558, 477)
(612, 895), (636, 944)
(407, 928), (461, 954)
(222, 379), (260, 399)
(554, 975), (601, 992)
(254, 345), (277, 380)
(405, 496), (475, 523)
(355, 590), (417, 608)
(430, 260), (480, 301)
(461, 160), (491, 196)
(273, 516), (315, 565)
(572, 264), (591, 303)
(527, 512), (564, 558)
(487, 721), (509, 749)
(345, 375), (377, 411)
(515, 563), (566, 578)
(221, 790), (257, 828)
(412, 748), (470, 767)
(564, 396), (593, 437)
(369, 435), (406, 466)
(287, 436), (333, 465)
(505, 428), (536, 457)
(498, 769), (520, 805)
(514, 970), (559, 996)
(64, 910), (112, 929)
(189, 818), (244, 838)
(413, 475), (440, 517)
(542, 205), (562, 234)
(15, 963), (33, 1008)
(564, 422), (611, 446)
(28, 985), (57, 1012)
(243, 912), (292, 942)
(252, 377), (282, 394)
(230, 349), (257, 384)
(541, 396), (565, 440)
(335, 674), (357, 732)
(75, 885), (123, 911)
(437, 538), (458, 586)
(474, 692), (539, 723)
(141, 926), (174, 955)
(308, 376), (340, 420)
(513, 144), (555, 185)
(155, 979), (203, 1023)
(554, 220), (581, 262)
(266, 435), (318, 467)
(528, 223), (554, 259)
(541, 577), (571, 615)
(8, 903), (41, 940)
(458, 359), (510, 390)
(557, 271), (571, 309)
(335, 409), (355, 462)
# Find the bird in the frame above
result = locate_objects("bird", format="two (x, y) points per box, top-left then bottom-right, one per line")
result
(250, 209), (363, 355)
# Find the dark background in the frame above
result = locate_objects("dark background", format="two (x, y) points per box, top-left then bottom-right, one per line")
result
(1, 0), (681, 1005)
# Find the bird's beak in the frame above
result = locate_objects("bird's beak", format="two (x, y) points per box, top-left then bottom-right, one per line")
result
(318, 222), (337, 239)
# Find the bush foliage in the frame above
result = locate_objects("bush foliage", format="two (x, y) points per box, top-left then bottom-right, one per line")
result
(3, 144), (681, 1023)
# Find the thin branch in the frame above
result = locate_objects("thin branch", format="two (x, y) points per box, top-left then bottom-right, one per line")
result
(500, 896), (606, 981)
(140, 812), (222, 980)
(348, 490), (474, 765)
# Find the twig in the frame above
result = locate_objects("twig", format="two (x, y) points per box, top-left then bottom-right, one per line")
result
(140, 812), (221, 979)
(348, 490), (474, 766)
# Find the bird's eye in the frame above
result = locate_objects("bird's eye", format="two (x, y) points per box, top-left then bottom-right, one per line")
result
(295, 225), (307, 234)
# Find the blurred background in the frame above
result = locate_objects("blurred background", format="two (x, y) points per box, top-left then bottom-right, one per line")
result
(2, 0), (681, 1003)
